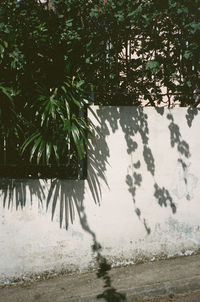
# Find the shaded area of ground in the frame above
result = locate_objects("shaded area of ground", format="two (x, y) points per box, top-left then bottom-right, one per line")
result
(141, 291), (200, 302)
(0, 254), (200, 302)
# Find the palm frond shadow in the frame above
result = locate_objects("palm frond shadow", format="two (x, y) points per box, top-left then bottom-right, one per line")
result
(43, 127), (126, 300)
(87, 140), (109, 204)
(46, 179), (84, 229)
(0, 113), (126, 300)
(0, 118), (109, 229)
(46, 133), (109, 228)
(0, 178), (45, 210)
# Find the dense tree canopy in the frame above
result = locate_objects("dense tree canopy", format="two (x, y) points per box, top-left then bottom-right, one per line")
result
(0, 0), (199, 175)
(49, 0), (200, 106)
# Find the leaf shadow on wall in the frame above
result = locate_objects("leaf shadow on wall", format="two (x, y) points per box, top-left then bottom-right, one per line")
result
(0, 116), (127, 301)
(95, 106), (197, 236)
(45, 138), (109, 229)
(0, 106), (197, 301)
(96, 106), (180, 237)
(44, 134), (127, 301)
(0, 178), (45, 210)
(74, 191), (127, 302)
(0, 133), (109, 227)
(185, 107), (200, 128)
(157, 107), (194, 202)
(1, 107), (193, 230)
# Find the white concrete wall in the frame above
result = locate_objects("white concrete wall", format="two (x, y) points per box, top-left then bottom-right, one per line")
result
(0, 106), (200, 283)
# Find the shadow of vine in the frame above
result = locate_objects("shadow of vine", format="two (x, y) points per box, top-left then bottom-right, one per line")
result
(1, 106), (194, 233)
(0, 111), (127, 300)
(0, 105), (198, 301)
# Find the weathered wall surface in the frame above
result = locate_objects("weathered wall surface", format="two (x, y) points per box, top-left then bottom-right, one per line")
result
(0, 106), (200, 283)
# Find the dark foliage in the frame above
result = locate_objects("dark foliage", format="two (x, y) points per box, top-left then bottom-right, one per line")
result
(51, 0), (200, 106)
(0, 0), (93, 177)
(0, 0), (199, 176)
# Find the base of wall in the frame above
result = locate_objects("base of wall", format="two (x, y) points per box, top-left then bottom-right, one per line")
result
(1, 248), (200, 287)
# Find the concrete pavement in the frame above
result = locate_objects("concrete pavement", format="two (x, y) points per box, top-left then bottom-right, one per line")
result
(0, 254), (200, 302)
